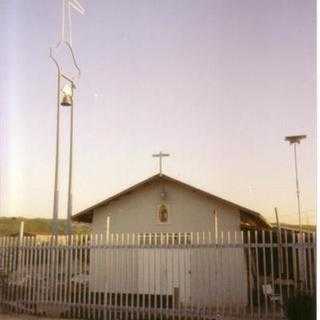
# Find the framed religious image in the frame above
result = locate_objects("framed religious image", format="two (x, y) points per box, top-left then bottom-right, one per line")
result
(157, 204), (169, 224)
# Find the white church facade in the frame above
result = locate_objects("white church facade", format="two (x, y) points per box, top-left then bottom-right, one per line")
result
(72, 173), (270, 308)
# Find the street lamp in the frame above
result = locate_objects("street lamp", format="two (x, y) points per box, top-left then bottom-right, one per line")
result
(284, 135), (306, 234)
(50, 41), (80, 235)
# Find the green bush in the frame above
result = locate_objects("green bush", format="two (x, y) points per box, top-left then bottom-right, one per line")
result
(284, 292), (316, 320)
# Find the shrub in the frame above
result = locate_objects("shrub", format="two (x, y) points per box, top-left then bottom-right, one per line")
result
(284, 291), (316, 320)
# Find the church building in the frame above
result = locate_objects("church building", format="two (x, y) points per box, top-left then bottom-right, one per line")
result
(72, 168), (270, 308)
(72, 173), (270, 233)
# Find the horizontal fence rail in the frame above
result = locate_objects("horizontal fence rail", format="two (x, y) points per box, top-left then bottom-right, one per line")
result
(0, 230), (316, 319)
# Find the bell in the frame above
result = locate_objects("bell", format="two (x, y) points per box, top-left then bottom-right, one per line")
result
(61, 94), (73, 107)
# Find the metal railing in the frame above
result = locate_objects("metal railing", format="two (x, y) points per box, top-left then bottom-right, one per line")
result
(0, 229), (316, 319)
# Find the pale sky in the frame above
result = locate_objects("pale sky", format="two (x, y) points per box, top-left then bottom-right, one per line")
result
(0, 0), (316, 225)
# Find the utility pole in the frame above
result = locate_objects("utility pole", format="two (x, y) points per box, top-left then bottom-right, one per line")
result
(285, 134), (307, 289)
(284, 135), (306, 234)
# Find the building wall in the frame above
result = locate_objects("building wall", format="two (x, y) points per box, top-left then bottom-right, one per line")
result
(89, 178), (248, 305)
(91, 178), (241, 234)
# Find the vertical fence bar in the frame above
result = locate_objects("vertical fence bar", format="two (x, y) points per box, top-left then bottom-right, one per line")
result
(93, 233), (98, 320)
(9, 237), (15, 312)
(234, 231), (239, 318)
(254, 230), (261, 318)
(307, 232), (313, 293)
(68, 235), (73, 318)
(208, 231), (213, 319)
(6, 237), (12, 311)
(312, 232), (316, 293)
(2, 237), (7, 309)
(5, 237), (10, 311)
(302, 233), (308, 292)
(55, 236), (60, 311)
(262, 230), (268, 317)
(183, 232), (187, 320)
(195, 232), (199, 320)
(99, 233), (104, 319)
(166, 232), (169, 319)
(284, 230), (290, 299)
(11, 237), (17, 312)
(214, 230), (218, 318)
(85, 234), (90, 319)
(227, 231), (231, 317)
(63, 236), (69, 317)
(0, 237), (3, 308)
(220, 231), (225, 318)
(70, 234), (75, 318)
(125, 233), (129, 320)
(44, 238), (49, 311)
(277, 231), (283, 318)
(147, 233), (151, 319)
(77, 234), (82, 317)
(119, 233), (123, 320)
(240, 231), (245, 318)
(171, 233), (175, 319)
(7, 236), (11, 310)
(142, 233), (145, 320)
(132, 232), (135, 319)
(58, 237), (64, 317)
(104, 232), (109, 320)
(27, 237), (33, 312)
(32, 237), (38, 314)
(75, 234), (79, 318)
(291, 231), (297, 297)
(15, 236), (21, 313)
(110, 233), (115, 320)
(247, 231), (253, 317)
(269, 230), (275, 318)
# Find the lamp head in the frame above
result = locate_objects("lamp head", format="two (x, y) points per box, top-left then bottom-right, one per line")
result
(285, 135), (307, 144)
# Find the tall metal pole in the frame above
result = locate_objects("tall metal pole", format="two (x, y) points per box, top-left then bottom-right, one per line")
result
(293, 143), (302, 235)
(285, 135), (306, 233)
(66, 84), (74, 234)
(285, 134), (306, 289)
(52, 71), (61, 235)
(50, 1), (84, 236)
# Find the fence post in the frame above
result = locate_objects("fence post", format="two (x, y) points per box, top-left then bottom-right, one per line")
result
(274, 207), (283, 318)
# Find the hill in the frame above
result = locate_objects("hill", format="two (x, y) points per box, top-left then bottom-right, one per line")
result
(0, 217), (91, 236)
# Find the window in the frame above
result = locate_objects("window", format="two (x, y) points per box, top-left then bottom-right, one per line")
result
(158, 204), (168, 223)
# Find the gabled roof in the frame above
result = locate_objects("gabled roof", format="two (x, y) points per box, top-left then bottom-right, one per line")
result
(72, 173), (271, 229)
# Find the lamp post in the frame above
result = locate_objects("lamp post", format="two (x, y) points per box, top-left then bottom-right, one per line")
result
(285, 134), (307, 290)
(50, 41), (80, 235)
(284, 135), (306, 234)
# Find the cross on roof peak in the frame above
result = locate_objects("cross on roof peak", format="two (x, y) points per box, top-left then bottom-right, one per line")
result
(152, 151), (170, 175)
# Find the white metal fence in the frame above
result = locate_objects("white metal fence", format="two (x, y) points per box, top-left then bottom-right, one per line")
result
(0, 229), (316, 319)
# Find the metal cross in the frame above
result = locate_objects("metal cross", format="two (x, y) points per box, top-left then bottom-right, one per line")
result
(152, 151), (170, 175)
(61, 0), (85, 46)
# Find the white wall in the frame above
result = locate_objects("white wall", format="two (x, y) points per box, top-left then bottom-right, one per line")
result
(92, 178), (241, 234)
(89, 244), (247, 306)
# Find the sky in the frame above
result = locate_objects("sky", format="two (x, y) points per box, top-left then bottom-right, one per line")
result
(0, 0), (316, 225)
